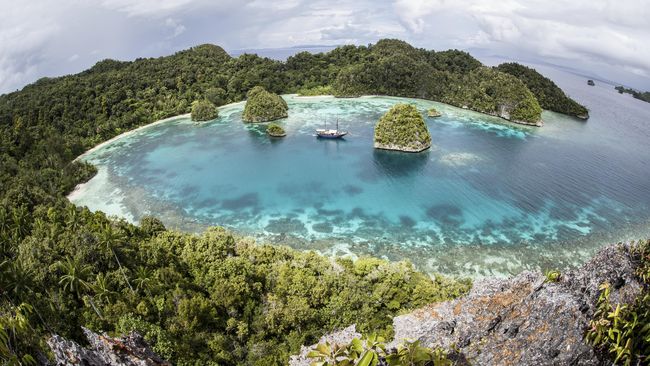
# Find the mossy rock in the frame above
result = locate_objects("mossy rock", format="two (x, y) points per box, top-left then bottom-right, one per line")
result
(242, 86), (288, 122)
(374, 104), (431, 152)
(191, 100), (219, 122)
(427, 108), (442, 117)
(266, 123), (286, 137)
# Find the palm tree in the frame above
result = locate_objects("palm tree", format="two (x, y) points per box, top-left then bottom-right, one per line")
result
(133, 266), (153, 296)
(57, 257), (92, 297)
(96, 222), (134, 292)
(92, 273), (115, 303)
(0, 259), (35, 301)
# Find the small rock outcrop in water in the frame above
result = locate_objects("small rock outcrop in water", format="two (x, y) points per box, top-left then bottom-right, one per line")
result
(427, 107), (442, 117)
(374, 104), (432, 152)
(48, 327), (170, 366)
(291, 243), (643, 366)
(242, 86), (288, 122)
(266, 123), (286, 137)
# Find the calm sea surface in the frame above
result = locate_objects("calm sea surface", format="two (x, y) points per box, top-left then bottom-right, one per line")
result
(70, 68), (650, 277)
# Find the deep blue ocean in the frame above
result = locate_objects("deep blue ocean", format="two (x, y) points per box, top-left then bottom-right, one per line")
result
(70, 66), (650, 277)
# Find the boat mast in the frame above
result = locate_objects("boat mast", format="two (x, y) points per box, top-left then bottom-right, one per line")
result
(336, 118), (339, 131)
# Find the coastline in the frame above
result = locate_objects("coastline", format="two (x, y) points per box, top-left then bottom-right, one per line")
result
(293, 94), (544, 127)
(71, 99), (253, 163)
(73, 113), (191, 162)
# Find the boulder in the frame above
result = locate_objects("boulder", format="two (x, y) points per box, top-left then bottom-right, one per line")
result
(47, 327), (170, 366)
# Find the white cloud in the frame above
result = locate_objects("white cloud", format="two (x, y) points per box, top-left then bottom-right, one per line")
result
(165, 18), (186, 38)
(0, 1), (62, 92)
(0, 0), (649, 93)
(393, 0), (650, 78)
(99, 0), (196, 17)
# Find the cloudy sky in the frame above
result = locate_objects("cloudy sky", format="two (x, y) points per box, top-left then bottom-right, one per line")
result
(1, 0), (650, 94)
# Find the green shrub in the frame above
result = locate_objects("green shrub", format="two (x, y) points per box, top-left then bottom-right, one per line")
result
(586, 240), (650, 366)
(544, 269), (561, 283)
(297, 85), (333, 96)
(308, 333), (451, 366)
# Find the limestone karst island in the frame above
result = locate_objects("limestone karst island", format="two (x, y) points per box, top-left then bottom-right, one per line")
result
(1, 2), (649, 366)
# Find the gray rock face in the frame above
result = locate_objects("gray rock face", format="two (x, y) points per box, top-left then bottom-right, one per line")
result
(47, 327), (170, 366)
(291, 243), (642, 366)
(389, 243), (641, 366)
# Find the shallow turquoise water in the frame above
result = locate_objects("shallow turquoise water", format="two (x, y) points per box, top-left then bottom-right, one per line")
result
(71, 87), (650, 277)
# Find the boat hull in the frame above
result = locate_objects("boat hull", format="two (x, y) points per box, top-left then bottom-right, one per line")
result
(316, 132), (347, 139)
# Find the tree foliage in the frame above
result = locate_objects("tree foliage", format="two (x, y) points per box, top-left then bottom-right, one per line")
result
(242, 86), (288, 122)
(190, 100), (219, 122)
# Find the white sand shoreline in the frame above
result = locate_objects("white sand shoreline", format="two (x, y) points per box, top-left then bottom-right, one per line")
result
(73, 113), (190, 162)
(67, 99), (253, 202)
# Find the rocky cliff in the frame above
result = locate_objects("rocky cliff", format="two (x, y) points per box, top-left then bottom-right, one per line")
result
(47, 327), (170, 366)
(291, 243), (643, 366)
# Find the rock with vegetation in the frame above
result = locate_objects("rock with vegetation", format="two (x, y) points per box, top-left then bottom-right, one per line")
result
(374, 104), (432, 152)
(293, 241), (649, 366)
(496, 62), (589, 119)
(190, 100), (219, 121)
(242, 86), (288, 122)
(48, 327), (170, 366)
(427, 107), (441, 117)
(266, 123), (286, 137)
(616, 85), (650, 103)
(388, 242), (646, 365)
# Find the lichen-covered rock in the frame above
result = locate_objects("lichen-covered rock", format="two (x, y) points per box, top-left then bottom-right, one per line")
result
(242, 86), (288, 122)
(47, 327), (170, 366)
(374, 104), (431, 152)
(389, 243), (641, 366)
(291, 243), (643, 366)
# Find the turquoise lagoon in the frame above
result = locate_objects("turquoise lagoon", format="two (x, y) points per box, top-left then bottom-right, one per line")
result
(70, 87), (650, 277)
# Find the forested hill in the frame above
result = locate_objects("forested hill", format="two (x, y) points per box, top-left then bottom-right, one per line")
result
(1, 39), (591, 365)
(496, 62), (589, 119)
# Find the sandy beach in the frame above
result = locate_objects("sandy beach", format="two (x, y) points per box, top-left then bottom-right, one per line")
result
(73, 113), (191, 162)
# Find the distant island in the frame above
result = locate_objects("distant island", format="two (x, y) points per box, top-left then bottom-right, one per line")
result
(616, 85), (650, 103)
